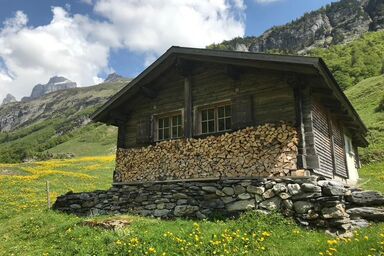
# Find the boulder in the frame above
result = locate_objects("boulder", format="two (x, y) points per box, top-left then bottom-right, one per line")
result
(293, 201), (313, 214)
(259, 197), (282, 211)
(322, 204), (348, 219)
(226, 199), (256, 212)
(222, 187), (235, 196)
(154, 209), (170, 217)
(347, 191), (384, 206)
(263, 189), (275, 199)
(347, 207), (384, 221)
(273, 183), (287, 193)
(287, 184), (301, 195)
(247, 185), (264, 195)
(238, 193), (251, 200)
(174, 205), (199, 216)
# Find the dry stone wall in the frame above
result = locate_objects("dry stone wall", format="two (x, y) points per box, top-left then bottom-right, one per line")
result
(115, 123), (298, 182)
(53, 176), (384, 235)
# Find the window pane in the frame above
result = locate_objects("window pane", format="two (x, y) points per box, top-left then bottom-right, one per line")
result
(164, 127), (170, 139)
(158, 129), (163, 140)
(158, 118), (164, 129)
(225, 117), (231, 130)
(208, 109), (214, 119)
(177, 115), (181, 125)
(218, 106), (225, 118)
(208, 120), (215, 133)
(172, 126), (178, 137)
(201, 110), (208, 121)
(202, 121), (207, 134)
(218, 119), (225, 131)
(164, 117), (170, 128)
(172, 116), (177, 126)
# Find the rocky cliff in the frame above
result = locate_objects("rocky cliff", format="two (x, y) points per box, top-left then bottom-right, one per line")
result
(210, 0), (384, 53)
(104, 73), (125, 83)
(21, 76), (77, 102)
(1, 94), (16, 105)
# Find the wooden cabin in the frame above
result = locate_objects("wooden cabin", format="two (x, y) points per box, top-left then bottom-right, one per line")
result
(92, 46), (368, 185)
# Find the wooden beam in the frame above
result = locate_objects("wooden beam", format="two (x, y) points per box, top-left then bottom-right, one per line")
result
(184, 76), (192, 138)
(293, 85), (307, 169)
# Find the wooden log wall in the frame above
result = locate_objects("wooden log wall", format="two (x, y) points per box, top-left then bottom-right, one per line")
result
(114, 123), (298, 183)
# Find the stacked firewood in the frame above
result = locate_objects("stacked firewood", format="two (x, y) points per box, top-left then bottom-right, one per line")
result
(115, 123), (298, 182)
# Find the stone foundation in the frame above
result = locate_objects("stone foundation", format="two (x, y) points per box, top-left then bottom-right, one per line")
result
(115, 123), (298, 182)
(53, 176), (384, 235)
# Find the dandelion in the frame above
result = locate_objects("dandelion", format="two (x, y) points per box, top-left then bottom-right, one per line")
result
(147, 247), (156, 254)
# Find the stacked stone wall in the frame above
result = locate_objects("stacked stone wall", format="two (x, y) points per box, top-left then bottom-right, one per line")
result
(53, 176), (384, 235)
(115, 123), (298, 182)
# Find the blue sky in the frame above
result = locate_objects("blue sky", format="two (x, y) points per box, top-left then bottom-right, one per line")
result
(0, 0), (337, 100)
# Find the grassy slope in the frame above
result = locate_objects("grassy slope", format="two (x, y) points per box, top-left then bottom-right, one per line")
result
(345, 75), (384, 163)
(1, 157), (384, 256)
(0, 81), (124, 162)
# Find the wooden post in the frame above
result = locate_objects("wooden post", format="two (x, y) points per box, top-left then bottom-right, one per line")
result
(184, 76), (192, 138)
(46, 181), (51, 209)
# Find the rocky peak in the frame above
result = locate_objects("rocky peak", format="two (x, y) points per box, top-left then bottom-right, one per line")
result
(1, 93), (16, 105)
(209, 0), (384, 53)
(104, 73), (124, 83)
(23, 76), (77, 101)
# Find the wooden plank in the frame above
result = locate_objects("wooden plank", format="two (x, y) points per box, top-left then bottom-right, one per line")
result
(184, 76), (193, 137)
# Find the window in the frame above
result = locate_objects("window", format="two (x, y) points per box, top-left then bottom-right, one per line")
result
(157, 113), (183, 141)
(200, 103), (231, 134)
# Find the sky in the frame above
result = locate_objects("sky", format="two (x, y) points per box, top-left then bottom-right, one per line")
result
(0, 0), (337, 101)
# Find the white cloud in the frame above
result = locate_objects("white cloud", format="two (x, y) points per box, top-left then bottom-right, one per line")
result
(0, 8), (114, 100)
(0, 1), (245, 101)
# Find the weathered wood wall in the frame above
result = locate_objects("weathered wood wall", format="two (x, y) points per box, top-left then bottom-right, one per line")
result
(119, 63), (296, 149)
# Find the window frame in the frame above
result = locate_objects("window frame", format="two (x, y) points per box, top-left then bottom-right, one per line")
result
(195, 100), (232, 135)
(153, 109), (184, 142)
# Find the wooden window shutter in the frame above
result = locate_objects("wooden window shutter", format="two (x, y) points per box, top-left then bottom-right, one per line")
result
(231, 94), (253, 130)
(136, 117), (152, 145)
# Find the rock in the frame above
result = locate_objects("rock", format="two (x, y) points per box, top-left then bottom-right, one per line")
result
(322, 204), (348, 219)
(273, 183), (287, 193)
(70, 204), (81, 209)
(292, 192), (322, 200)
(1, 93), (16, 105)
(265, 181), (276, 189)
(255, 194), (263, 203)
(177, 199), (188, 205)
(347, 191), (384, 206)
(350, 218), (370, 229)
(174, 205), (199, 216)
(293, 201), (313, 214)
(320, 181), (348, 196)
(173, 193), (188, 199)
(283, 199), (293, 209)
(154, 209), (170, 217)
(226, 199), (256, 212)
(347, 207), (384, 221)
(221, 197), (236, 204)
(287, 184), (301, 195)
(202, 186), (217, 193)
(216, 190), (226, 196)
(144, 204), (157, 210)
(222, 187), (235, 196)
(263, 189), (275, 199)
(301, 183), (321, 193)
(157, 203), (165, 210)
(279, 192), (291, 199)
(259, 197), (282, 211)
(104, 73), (125, 83)
(247, 185), (264, 195)
(238, 193), (251, 200)
(234, 185), (246, 194)
(29, 76), (77, 100)
(196, 211), (206, 220)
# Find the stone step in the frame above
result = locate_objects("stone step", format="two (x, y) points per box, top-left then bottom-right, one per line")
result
(346, 207), (384, 221)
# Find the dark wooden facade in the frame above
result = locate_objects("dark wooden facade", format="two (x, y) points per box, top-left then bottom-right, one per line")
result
(92, 47), (368, 180)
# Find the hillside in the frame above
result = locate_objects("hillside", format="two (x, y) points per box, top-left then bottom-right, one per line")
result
(209, 0), (384, 54)
(0, 81), (128, 162)
(345, 75), (384, 163)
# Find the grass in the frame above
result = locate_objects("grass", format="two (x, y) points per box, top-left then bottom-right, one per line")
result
(1, 156), (384, 255)
(345, 75), (384, 163)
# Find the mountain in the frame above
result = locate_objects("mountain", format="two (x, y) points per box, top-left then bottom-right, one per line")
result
(0, 79), (129, 162)
(1, 94), (16, 105)
(104, 73), (125, 83)
(209, 0), (384, 54)
(21, 76), (77, 102)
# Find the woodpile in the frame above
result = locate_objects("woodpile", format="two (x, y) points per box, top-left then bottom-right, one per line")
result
(115, 123), (298, 182)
